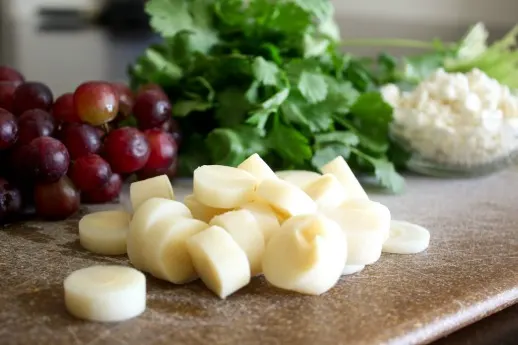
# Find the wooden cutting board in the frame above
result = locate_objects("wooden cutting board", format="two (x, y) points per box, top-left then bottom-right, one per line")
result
(0, 171), (517, 345)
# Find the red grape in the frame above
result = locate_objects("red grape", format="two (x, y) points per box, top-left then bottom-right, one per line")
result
(0, 178), (22, 224)
(34, 176), (80, 220)
(59, 123), (101, 159)
(29, 137), (70, 183)
(74, 81), (119, 125)
(137, 158), (178, 180)
(0, 82), (17, 113)
(103, 127), (150, 173)
(0, 66), (24, 85)
(94, 126), (106, 140)
(17, 109), (55, 145)
(141, 129), (177, 171)
(137, 84), (166, 97)
(0, 150), (9, 176)
(0, 109), (18, 149)
(160, 118), (182, 146)
(69, 154), (111, 192)
(134, 91), (171, 130)
(9, 144), (37, 181)
(82, 173), (122, 204)
(52, 93), (80, 123)
(112, 82), (134, 117)
(13, 82), (54, 115)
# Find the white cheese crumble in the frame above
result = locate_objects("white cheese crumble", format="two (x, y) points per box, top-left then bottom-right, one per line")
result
(382, 69), (518, 167)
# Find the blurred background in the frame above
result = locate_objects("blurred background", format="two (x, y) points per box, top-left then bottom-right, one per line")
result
(1, 0), (518, 95)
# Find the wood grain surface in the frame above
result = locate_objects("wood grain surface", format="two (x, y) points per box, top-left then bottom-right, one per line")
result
(0, 173), (517, 345)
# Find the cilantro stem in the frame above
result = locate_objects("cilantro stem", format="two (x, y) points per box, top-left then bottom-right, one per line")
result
(333, 116), (357, 133)
(340, 38), (451, 50)
(350, 147), (369, 160)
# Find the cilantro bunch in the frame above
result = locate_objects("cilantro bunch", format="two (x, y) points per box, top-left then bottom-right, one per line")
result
(129, 0), (407, 193)
(344, 22), (518, 89)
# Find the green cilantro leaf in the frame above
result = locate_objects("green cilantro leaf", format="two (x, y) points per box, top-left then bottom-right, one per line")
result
(345, 59), (376, 92)
(173, 100), (213, 117)
(178, 134), (210, 176)
(350, 92), (393, 152)
(268, 116), (312, 165)
(285, 59), (321, 84)
(145, 0), (193, 37)
(213, 0), (247, 28)
(350, 148), (405, 193)
(350, 90), (392, 122)
(215, 88), (252, 127)
(403, 54), (445, 83)
(206, 126), (267, 167)
(262, 1), (312, 34)
(280, 99), (309, 127)
(321, 78), (360, 113)
(370, 158), (405, 193)
(245, 81), (260, 103)
(146, 0), (218, 53)
(252, 57), (281, 86)
(376, 53), (398, 84)
(144, 47), (183, 80)
(298, 71), (328, 103)
(312, 144), (351, 169)
(280, 94), (333, 133)
(288, 0), (334, 20)
(247, 88), (290, 130)
(315, 131), (360, 147)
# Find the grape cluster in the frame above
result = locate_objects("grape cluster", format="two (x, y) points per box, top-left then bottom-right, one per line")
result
(0, 66), (180, 224)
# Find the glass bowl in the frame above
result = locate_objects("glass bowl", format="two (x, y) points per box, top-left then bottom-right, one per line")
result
(390, 123), (518, 178)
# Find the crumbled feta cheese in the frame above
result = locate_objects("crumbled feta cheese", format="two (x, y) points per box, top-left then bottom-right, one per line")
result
(380, 84), (400, 108)
(384, 69), (518, 166)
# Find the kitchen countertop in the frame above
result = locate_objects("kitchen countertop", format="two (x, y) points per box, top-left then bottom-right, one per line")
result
(0, 172), (517, 345)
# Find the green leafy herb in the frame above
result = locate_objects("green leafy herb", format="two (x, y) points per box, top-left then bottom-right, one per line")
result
(297, 71), (328, 103)
(129, 0), (407, 193)
(342, 22), (518, 89)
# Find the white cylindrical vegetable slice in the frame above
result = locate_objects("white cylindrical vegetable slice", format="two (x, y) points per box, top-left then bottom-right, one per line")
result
(344, 231), (385, 266)
(183, 194), (229, 223)
(78, 210), (131, 255)
(64, 265), (146, 322)
(193, 165), (257, 209)
(330, 199), (391, 239)
(383, 220), (431, 254)
(127, 198), (192, 270)
(320, 157), (369, 200)
(130, 175), (175, 212)
(186, 226), (251, 299)
(240, 201), (280, 242)
(144, 218), (209, 283)
(210, 210), (265, 276)
(275, 170), (321, 189)
(256, 179), (317, 218)
(237, 153), (277, 182)
(262, 214), (347, 295)
(324, 199), (390, 265)
(342, 265), (365, 275)
(303, 174), (347, 211)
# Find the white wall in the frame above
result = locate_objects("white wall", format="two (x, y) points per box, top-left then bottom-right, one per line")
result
(334, 0), (518, 27)
(332, 0), (518, 56)
(6, 0), (518, 27)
